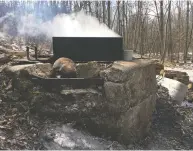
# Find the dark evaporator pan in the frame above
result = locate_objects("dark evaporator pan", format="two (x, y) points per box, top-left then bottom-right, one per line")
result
(52, 37), (123, 61)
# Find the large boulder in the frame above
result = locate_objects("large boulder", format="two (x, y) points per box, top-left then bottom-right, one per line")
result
(98, 60), (157, 144)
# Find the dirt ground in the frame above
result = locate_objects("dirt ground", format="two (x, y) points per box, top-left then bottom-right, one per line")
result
(0, 69), (193, 150)
(131, 86), (193, 149)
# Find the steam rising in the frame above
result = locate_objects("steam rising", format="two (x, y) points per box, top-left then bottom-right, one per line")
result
(0, 10), (120, 40)
(20, 11), (120, 38)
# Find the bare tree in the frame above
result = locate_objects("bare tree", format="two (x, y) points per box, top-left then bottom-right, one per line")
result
(95, 1), (99, 19)
(117, 1), (120, 34)
(122, 1), (125, 48)
(159, 1), (165, 62)
(184, 1), (190, 63)
(2, 0), (193, 63)
(102, 1), (106, 23)
(107, 1), (111, 28)
(177, 1), (181, 62)
(168, 1), (173, 62)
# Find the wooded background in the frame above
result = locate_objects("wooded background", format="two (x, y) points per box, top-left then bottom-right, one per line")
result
(0, 0), (193, 63)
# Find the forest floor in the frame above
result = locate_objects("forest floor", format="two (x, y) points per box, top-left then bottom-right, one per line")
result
(0, 47), (193, 149)
(0, 63), (193, 149)
(132, 86), (193, 149)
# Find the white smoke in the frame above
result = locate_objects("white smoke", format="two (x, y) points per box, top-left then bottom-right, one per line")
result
(0, 12), (14, 24)
(0, 12), (16, 34)
(17, 10), (120, 38)
(0, 32), (5, 38)
(18, 14), (43, 37)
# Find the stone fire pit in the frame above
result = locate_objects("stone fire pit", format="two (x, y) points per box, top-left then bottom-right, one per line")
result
(1, 59), (157, 145)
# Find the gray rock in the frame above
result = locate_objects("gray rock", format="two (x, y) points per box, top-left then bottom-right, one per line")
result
(100, 60), (154, 82)
(3, 63), (52, 78)
(61, 88), (99, 96)
(29, 88), (104, 118)
(76, 61), (106, 78)
(99, 60), (157, 144)
(116, 95), (156, 143)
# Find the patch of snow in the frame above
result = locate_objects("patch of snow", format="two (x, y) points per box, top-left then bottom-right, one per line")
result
(157, 76), (188, 104)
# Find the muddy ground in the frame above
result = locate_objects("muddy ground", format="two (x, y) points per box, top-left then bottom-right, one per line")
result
(0, 68), (193, 150)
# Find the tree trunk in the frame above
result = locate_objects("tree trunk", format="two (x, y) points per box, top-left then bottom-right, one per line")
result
(125, 1), (128, 49)
(107, 1), (111, 28)
(88, 1), (92, 15)
(177, 1), (181, 63)
(122, 1), (125, 48)
(117, 1), (120, 34)
(102, 1), (106, 24)
(184, 1), (190, 63)
(160, 1), (164, 61)
(168, 1), (173, 62)
(95, 1), (99, 19)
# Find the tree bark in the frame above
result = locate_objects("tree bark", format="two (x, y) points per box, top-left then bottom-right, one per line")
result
(177, 1), (181, 63)
(95, 1), (99, 19)
(184, 1), (190, 63)
(107, 1), (111, 28)
(102, 1), (106, 24)
(168, 1), (173, 62)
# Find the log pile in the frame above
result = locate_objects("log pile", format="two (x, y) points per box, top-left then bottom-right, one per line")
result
(164, 70), (189, 85)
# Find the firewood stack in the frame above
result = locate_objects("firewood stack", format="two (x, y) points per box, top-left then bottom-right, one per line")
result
(164, 70), (189, 85)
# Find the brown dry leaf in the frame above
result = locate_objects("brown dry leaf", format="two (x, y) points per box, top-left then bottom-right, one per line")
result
(188, 83), (192, 90)
(160, 69), (165, 77)
(160, 69), (164, 75)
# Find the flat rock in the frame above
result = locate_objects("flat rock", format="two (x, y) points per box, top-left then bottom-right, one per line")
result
(76, 61), (103, 78)
(100, 60), (154, 82)
(11, 58), (40, 65)
(60, 89), (99, 96)
(3, 63), (52, 78)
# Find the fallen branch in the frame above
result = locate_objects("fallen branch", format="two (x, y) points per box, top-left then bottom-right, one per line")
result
(0, 46), (26, 58)
(0, 46), (12, 54)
